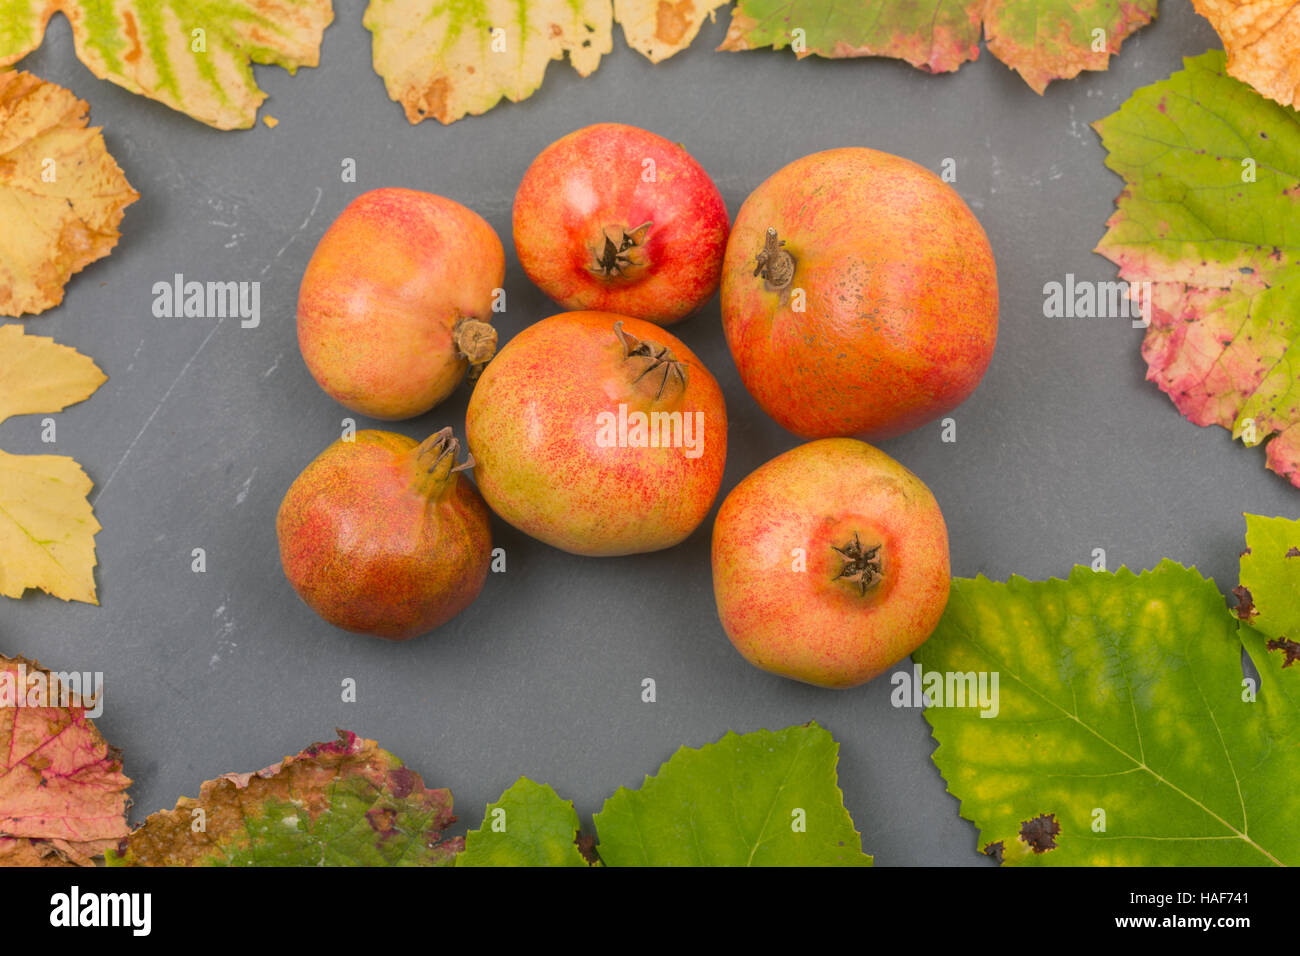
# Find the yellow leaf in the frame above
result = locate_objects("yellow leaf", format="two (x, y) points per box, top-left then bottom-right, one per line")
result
(0, 71), (139, 318)
(364, 0), (614, 124)
(0, 0), (334, 130)
(0, 325), (107, 426)
(0, 450), (101, 605)
(1192, 0), (1300, 109)
(615, 0), (728, 63)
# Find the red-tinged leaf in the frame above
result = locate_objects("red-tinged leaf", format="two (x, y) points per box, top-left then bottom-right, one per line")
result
(0, 655), (130, 866)
(1095, 51), (1300, 488)
(718, 0), (1158, 93)
(109, 730), (463, 866)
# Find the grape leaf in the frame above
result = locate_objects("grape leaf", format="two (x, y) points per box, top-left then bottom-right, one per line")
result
(0, 0), (333, 130)
(457, 777), (594, 866)
(0, 654), (130, 866)
(1094, 51), (1300, 489)
(593, 722), (871, 866)
(364, 0), (613, 124)
(1192, 0), (1300, 109)
(0, 450), (101, 604)
(717, 0), (1157, 94)
(1238, 515), (1300, 661)
(916, 561), (1299, 866)
(107, 730), (463, 866)
(0, 325), (107, 425)
(615, 0), (728, 63)
(0, 71), (138, 317)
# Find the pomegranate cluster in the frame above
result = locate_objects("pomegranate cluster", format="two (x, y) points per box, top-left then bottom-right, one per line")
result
(278, 123), (998, 690)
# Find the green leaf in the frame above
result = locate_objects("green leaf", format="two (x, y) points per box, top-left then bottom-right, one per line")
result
(718, 0), (1156, 93)
(457, 777), (593, 866)
(1094, 50), (1300, 489)
(0, 0), (334, 130)
(916, 561), (1300, 866)
(107, 731), (463, 866)
(1238, 513), (1300, 662)
(594, 722), (871, 866)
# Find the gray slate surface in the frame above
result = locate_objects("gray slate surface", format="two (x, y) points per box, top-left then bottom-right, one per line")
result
(5, 4), (1293, 865)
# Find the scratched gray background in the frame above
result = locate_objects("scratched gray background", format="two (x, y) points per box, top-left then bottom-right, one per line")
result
(4, 4), (1292, 865)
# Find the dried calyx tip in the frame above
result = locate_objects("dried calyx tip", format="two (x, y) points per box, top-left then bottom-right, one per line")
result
(455, 318), (497, 380)
(754, 227), (795, 291)
(415, 427), (474, 478)
(613, 320), (688, 400)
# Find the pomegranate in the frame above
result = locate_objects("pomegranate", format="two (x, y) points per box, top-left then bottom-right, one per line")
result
(297, 188), (504, 420)
(711, 438), (950, 689)
(720, 148), (998, 439)
(277, 427), (491, 640)
(512, 123), (729, 325)
(465, 311), (726, 556)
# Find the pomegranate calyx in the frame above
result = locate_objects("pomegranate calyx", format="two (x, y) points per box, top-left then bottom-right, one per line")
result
(754, 227), (796, 293)
(589, 222), (653, 279)
(455, 317), (498, 381)
(613, 320), (688, 401)
(831, 532), (882, 595)
(412, 427), (474, 494)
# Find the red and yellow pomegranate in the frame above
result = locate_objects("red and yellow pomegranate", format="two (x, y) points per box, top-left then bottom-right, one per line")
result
(513, 123), (729, 326)
(712, 438), (950, 689)
(466, 311), (726, 556)
(277, 427), (491, 640)
(721, 148), (998, 440)
(297, 188), (504, 420)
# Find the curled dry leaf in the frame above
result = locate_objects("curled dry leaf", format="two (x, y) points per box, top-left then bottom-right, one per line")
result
(718, 0), (1158, 94)
(0, 71), (138, 318)
(0, 655), (130, 867)
(0, 0), (334, 130)
(1192, 0), (1300, 109)
(109, 730), (463, 866)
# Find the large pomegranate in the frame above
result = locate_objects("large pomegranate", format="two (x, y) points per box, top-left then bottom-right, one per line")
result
(297, 188), (504, 420)
(277, 427), (491, 640)
(465, 311), (727, 556)
(720, 148), (998, 439)
(512, 123), (729, 325)
(712, 439), (950, 689)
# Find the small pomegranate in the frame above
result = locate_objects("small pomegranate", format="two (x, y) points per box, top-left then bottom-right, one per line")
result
(512, 123), (729, 325)
(712, 439), (950, 688)
(277, 427), (491, 640)
(721, 147), (998, 440)
(465, 311), (727, 556)
(297, 188), (504, 420)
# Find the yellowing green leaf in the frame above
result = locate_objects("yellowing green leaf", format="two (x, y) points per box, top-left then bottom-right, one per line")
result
(1192, 0), (1300, 109)
(364, 0), (613, 124)
(0, 0), (334, 130)
(0, 325), (107, 426)
(615, 0), (727, 63)
(0, 71), (138, 318)
(0, 450), (100, 604)
(916, 562), (1299, 866)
